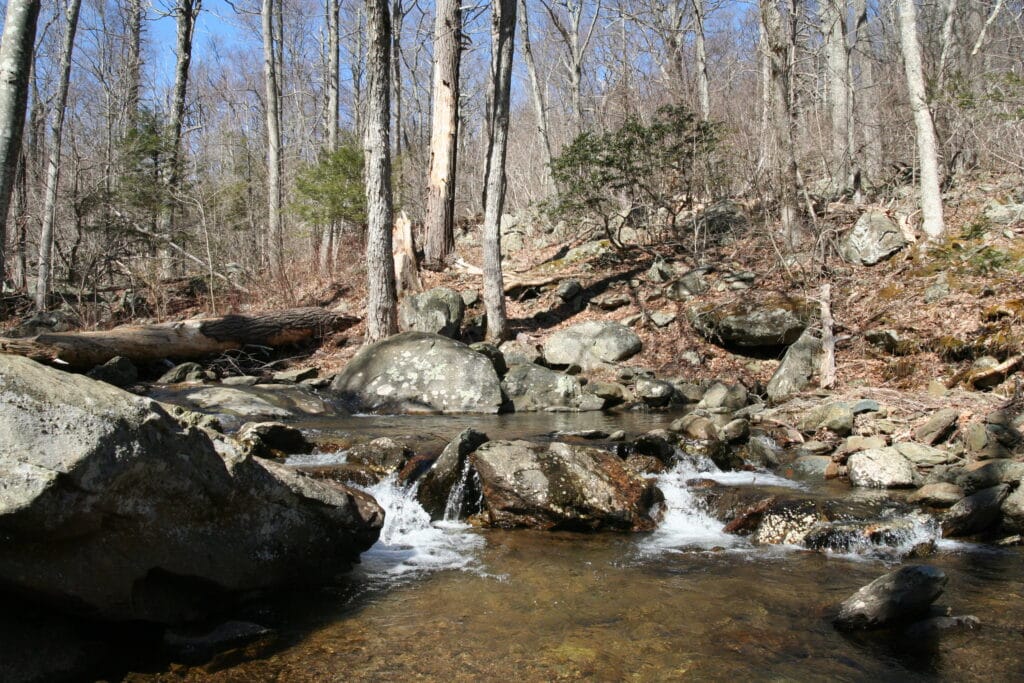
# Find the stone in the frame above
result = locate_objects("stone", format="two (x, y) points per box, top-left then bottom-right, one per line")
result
(629, 433), (677, 465)
(983, 199), (1024, 225)
(590, 291), (632, 310)
(745, 434), (786, 467)
(542, 321), (642, 370)
(837, 435), (888, 457)
(665, 269), (709, 300)
(646, 260), (675, 283)
(787, 455), (832, 479)
(670, 414), (717, 440)
(649, 310), (677, 327)
(803, 516), (932, 554)
(271, 367), (317, 383)
(86, 356), (138, 388)
(766, 329), (822, 401)
(236, 421), (312, 458)
(847, 448), (916, 488)
(417, 428), (489, 518)
(345, 437), (414, 475)
(865, 329), (911, 355)
(751, 499), (828, 545)
(501, 364), (604, 413)
(957, 459), (1024, 494)
(894, 442), (957, 467)
(163, 621), (275, 664)
(834, 566), (947, 630)
(673, 381), (705, 403)
(556, 279), (583, 301)
(913, 408), (959, 445)
(221, 375), (259, 387)
(397, 287), (465, 338)
(902, 615), (980, 639)
(908, 482), (964, 508)
(840, 210), (908, 265)
(0, 356), (383, 623)
(634, 377), (675, 407)
(698, 381), (748, 411)
(460, 289), (480, 307)
(942, 484), (1011, 537)
(851, 399), (881, 414)
(590, 381), (628, 405)
(498, 338), (542, 366)
(331, 332), (503, 414)
(689, 294), (810, 349)
(1000, 485), (1024, 532)
(720, 419), (751, 444)
(799, 402), (855, 436)
(470, 440), (659, 531)
(157, 362), (207, 384)
(165, 384), (334, 421)
(924, 283), (949, 304)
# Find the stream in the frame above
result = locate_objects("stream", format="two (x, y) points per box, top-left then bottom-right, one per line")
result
(136, 412), (1024, 681)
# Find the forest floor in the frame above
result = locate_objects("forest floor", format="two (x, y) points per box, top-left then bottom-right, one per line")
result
(2, 171), (1023, 410)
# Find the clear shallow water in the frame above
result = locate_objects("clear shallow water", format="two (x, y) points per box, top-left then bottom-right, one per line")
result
(131, 415), (1024, 682)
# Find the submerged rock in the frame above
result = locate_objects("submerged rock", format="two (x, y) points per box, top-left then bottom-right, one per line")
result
(0, 356), (383, 623)
(330, 332), (503, 413)
(471, 440), (659, 531)
(834, 565), (947, 630)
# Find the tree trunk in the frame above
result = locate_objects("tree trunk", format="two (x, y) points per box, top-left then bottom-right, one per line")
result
(422, 0), (462, 270)
(0, 308), (357, 370)
(35, 0), (83, 311)
(0, 0), (40, 283)
(123, 0), (143, 133)
(156, 0), (200, 279)
(326, 0), (340, 152)
(518, 0), (555, 194)
(693, 0), (710, 121)
(363, 0), (398, 342)
(262, 0), (285, 276)
(481, 0), (516, 343)
(824, 0), (849, 191)
(897, 0), (945, 239)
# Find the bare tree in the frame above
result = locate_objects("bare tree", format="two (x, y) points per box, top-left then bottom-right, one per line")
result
(422, 0), (463, 270)
(36, 0), (83, 310)
(262, 0), (285, 277)
(482, 0), (517, 342)
(364, 0), (398, 341)
(897, 0), (945, 239)
(518, 0), (555, 193)
(692, 0), (709, 120)
(823, 0), (849, 190)
(539, 0), (599, 133)
(0, 0), (41, 283)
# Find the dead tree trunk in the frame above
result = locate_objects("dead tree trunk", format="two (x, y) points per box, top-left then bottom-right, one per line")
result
(422, 0), (462, 270)
(0, 308), (358, 370)
(518, 0), (555, 194)
(262, 0), (285, 277)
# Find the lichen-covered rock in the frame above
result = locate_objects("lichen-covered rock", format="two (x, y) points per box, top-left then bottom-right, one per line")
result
(397, 287), (465, 338)
(834, 565), (947, 630)
(689, 294), (810, 349)
(847, 448), (916, 488)
(841, 211), (907, 265)
(542, 321), (642, 370)
(330, 332), (503, 413)
(751, 499), (829, 545)
(0, 356), (383, 623)
(470, 440), (659, 531)
(501, 364), (604, 413)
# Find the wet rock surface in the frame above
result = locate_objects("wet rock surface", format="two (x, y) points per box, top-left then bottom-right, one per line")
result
(834, 565), (947, 630)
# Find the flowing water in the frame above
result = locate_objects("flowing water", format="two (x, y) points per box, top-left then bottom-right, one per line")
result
(134, 414), (1024, 682)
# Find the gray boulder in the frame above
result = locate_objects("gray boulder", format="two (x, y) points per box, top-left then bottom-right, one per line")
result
(983, 200), (1024, 225)
(397, 287), (465, 338)
(635, 377), (675, 407)
(330, 332), (503, 413)
(913, 408), (959, 445)
(841, 211), (907, 265)
(942, 484), (1010, 537)
(471, 440), (659, 531)
(689, 294), (810, 349)
(160, 383), (334, 421)
(766, 329), (821, 401)
(501, 363), (604, 412)
(698, 381), (748, 411)
(417, 428), (489, 518)
(236, 421), (312, 458)
(0, 356), (383, 623)
(157, 362), (208, 384)
(86, 356), (138, 388)
(835, 565), (947, 630)
(908, 482), (963, 508)
(847, 448), (916, 488)
(893, 442), (956, 467)
(542, 321), (642, 370)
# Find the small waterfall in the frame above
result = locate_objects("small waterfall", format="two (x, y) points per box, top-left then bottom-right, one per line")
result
(442, 457), (474, 522)
(357, 474), (484, 577)
(640, 457), (738, 554)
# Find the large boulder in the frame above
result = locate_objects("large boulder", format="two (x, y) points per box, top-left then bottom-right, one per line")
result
(501, 363), (605, 412)
(942, 484), (1010, 537)
(542, 321), (642, 370)
(689, 294), (810, 349)
(0, 356), (383, 623)
(330, 332), (503, 413)
(397, 287), (465, 338)
(841, 210), (907, 265)
(847, 448), (916, 488)
(834, 565), (947, 630)
(157, 384), (334, 421)
(470, 440), (659, 531)
(417, 428), (489, 518)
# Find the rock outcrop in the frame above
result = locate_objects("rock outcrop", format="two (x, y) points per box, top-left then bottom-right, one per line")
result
(542, 321), (642, 370)
(840, 211), (907, 266)
(397, 287), (465, 338)
(0, 356), (383, 623)
(689, 294), (809, 350)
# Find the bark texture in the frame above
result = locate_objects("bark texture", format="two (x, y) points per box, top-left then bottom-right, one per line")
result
(262, 0), (285, 276)
(363, 0), (398, 341)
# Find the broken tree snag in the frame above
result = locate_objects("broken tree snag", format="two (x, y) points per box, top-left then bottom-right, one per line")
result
(0, 307), (358, 370)
(819, 283), (836, 389)
(393, 211), (423, 295)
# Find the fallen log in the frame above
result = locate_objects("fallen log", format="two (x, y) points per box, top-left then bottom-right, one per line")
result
(0, 307), (358, 370)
